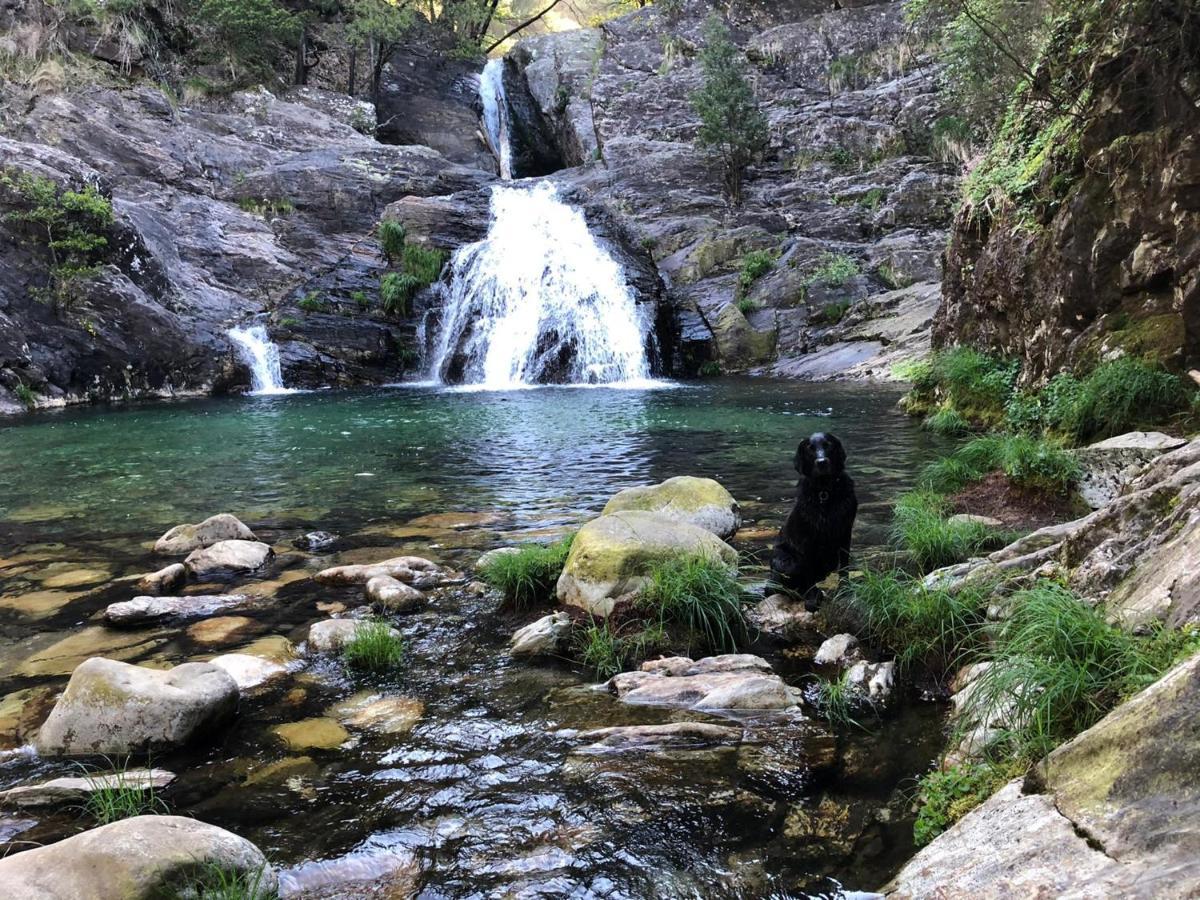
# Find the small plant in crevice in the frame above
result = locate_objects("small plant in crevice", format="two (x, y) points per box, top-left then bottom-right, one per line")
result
(80, 759), (169, 824)
(379, 272), (420, 317)
(636, 553), (749, 655)
(737, 249), (775, 296)
(858, 187), (887, 210)
(13, 381), (37, 411)
(813, 300), (851, 326)
(805, 252), (860, 289)
(341, 620), (405, 674)
(697, 360), (722, 377)
(296, 291), (327, 313)
(911, 759), (1019, 846)
(236, 196), (294, 218)
(162, 862), (278, 900)
(813, 670), (867, 730)
(735, 296), (759, 316)
(479, 535), (575, 611)
(378, 220), (407, 266)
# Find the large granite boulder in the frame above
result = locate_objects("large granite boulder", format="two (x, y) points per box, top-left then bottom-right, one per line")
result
(36, 658), (239, 755)
(602, 476), (741, 540)
(184, 540), (273, 578)
(154, 514), (256, 555)
(0, 815), (276, 899)
(556, 510), (738, 617)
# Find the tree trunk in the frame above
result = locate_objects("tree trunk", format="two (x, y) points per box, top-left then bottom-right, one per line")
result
(294, 24), (308, 85)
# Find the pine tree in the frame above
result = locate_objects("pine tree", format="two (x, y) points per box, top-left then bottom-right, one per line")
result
(690, 15), (768, 205)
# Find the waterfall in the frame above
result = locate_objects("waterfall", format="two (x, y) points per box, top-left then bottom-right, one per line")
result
(228, 325), (294, 395)
(427, 182), (656, 389)
(480, 58), (513, 180)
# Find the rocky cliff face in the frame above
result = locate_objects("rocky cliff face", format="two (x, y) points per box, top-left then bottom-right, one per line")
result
(934, 4), (1200, 382)
(483, 0), (958, 376)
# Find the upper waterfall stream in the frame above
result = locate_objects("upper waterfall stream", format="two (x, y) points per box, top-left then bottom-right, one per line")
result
(427, 182), (659, 389)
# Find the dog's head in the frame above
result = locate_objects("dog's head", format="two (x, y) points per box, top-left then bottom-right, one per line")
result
(795, 432), (846, 479)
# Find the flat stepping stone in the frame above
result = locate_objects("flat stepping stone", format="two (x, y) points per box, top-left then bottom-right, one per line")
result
(104, 594), (258, 626)
(607, 654), (801, 713)
(0, 769), (175, 808)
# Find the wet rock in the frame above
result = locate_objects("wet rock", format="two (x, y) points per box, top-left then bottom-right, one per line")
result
(476, 547), (520, 569)
(813, 634), (862, 667)
(315, 555), (443, 588)
(35, 658), (239, 756)
(845, 660), (895, 706)
(576, 722), (742, 753)
(186, 616), (258, 647)
(1072, 431), (1188, 509)
(556, 511), (738, 617)
(0, 686), (58, 750)
(0, 815), (276, 899)
(294, 531), (339, 552)
(783, 795), (870, 860)
(103, 593), (256, 626)
(278, 847), (420, 899)
(365, 575), (424, 613)
(154, 514), (256, 555)
(273, 718), (351, 751)
(306, 618), (399, 654)
(0, 769), (175, 809)
(608, 655), (801, 712)
(602, 476), (742, 540)
(15, 627), (170, 678)
(208, 653), (289, 691)
(184, 540), (274, 578)
(331, 693), (423, 735)
(749, 593), (820, 643)
(136, 563), (187, 594)
(510, 611), (572, 657)
(947, 513), (1004, 529)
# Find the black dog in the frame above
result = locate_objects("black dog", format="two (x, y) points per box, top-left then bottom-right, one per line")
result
(770, 432), (858, 610)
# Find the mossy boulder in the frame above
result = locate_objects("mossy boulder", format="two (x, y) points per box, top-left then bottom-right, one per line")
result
(555, 510), (737, 617)
(602, 476), (741, 540)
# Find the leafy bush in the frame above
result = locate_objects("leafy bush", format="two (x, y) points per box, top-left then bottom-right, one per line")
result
(378, 220), (406, 265)
(957, 581), (1200, 761)
(690, 15), (769, 203)
(197, 0), (300, 76)
(912, 760), (1018, 845)
(479, 536), (575, 610)
(379, 272), (421, 317)
(82, 761), (169, 824)
(341, 620), (405, 673)
(892, 490), (1008, 572)
(738, 249), (775, 294)
(806, 252), (860, 288)
(296, 291), (326, 313)
(637, 553), (749, 654)
(838, 569), (989, 676)
(918, 434), (1080, 494)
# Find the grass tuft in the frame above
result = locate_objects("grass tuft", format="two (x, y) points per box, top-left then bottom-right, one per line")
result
(163, 862), (277, 899)
(341, 620), (405, 673)
(813, 670), (865, 730)
(81, 760), (168, 824)
(923, 404), (972, 436)
(573, 618), (664, 680)
(479, 536), (574, 611)
(637, 553), (749, 654)
(918, 434), (1081, 495)
(892, 490), (1008, 571)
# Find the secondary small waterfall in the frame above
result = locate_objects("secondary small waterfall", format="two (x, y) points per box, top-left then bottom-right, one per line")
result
(228, 324), (293, 395)
(428, 182), (655, 388)
(480, 58), (513, 180)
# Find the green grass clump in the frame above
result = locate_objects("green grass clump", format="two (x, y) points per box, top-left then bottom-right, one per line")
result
(637, 553), (749, 654)
(806, 251), (860, 288)
(379, 272), (422, 317)
(1036, 358), (1189, 444)
(957, 581), (1200, 762)
(918, 434), (1081, 495)
(479, 536), (575, 610)
(401, 244), (447, 284)
(296, 291), (327, 313)
(378, 220), (407, 266)
(735, 296), (759, 316)
(341, 620), (405, 673)
(738, 249), (776, 294)
(932, 348), (1018, 425)
(912, 760), (1019, 846)
(923, 404), (971, 436)
(814, 670), (865, 730)
(892, 491), (1007, 571)
(814, 300), (851, 325)
(13, 382), (37, 411)
(82, 762), (169, 824)
(164, 863), (277, 900)
(236, 196), (293, 217)
(839, 569), (989, 677)
(858, 187), (887, 210)
(573, 618), (664, 680)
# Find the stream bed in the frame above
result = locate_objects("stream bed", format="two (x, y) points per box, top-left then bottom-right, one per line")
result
(0, 379), (952, 897)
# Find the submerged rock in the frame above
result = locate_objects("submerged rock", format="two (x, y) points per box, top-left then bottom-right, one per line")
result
(607, 655), (800, 713)
(365, 575), (424, 612)
(294, 531), (339, 551)
(315, 555), (443, 588)
(208, 653), (289, 691)
(154, 514), (256, 555)
(35, 658), (239, 755)
(332, 693), (424, 735)
(0, 769), (175, 809)
(103, 593), (257, 626)
(0, 815), (276, 899)
(135, 562), (187, 594)
(556, 511), (738, 617)
(576, 722), (742, 753)
(273, 717), (351, 751)
(602, 476), (741, 540)
(184, 540), (274, 577)
(749, 593), (820, 643)
(510, 611), (572, 657)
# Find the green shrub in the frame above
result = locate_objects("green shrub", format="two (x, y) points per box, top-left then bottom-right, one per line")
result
(13, 382), (37, 411)
(923, 405), (972, 436)
(401, 244), (447, 284)
(839, 568), (989, 676)
(697, 360), (722, 377)
(82, 761), (169, 824)
(912, 760), (1018, 845)
(931, 347), (1018, 424)
(738, 249), (775, 294)
(296, 291), (326, 313)
(806, 252), (860, 288)
(351, 290), (370, 311)
(341, 620), (405, 673)
(236, 196), (293, 217)
(859, 187), (887, 210)
(892, 490), (1007, 572)
(197, 0), (300, 76)
(637, 553), (749, 654)
(957, 581), (1200, 762)
(918, 434), (1080, 494)
(573, 618), (664, 680)
(378, 220), (407, 265)
(379, 272), (421, 317)
(815, 300), (851, 325)
(479, 536), (575, 610)
(1046, 358), (1190, 444)
(735, 296), (759, 315)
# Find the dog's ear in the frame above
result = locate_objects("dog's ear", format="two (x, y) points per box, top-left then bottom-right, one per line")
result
(828, 434), (847, 471)
(794, 438), (812, 476)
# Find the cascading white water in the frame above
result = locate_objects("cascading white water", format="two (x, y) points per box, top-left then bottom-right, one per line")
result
(228, 325), (294, 395)
(479, 58), (513, 180)
(428, 182), (655, 389)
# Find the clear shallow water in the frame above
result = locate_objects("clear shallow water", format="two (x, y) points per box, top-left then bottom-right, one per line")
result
(0, 380), (952, 897)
